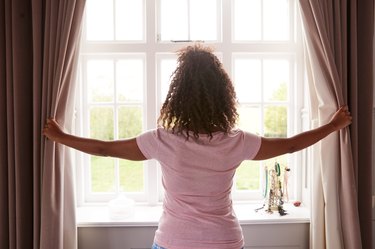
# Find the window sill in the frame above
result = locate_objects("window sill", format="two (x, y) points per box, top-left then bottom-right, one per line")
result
(77, 202), (310, 227)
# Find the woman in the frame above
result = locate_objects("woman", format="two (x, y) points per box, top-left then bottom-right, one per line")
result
(43, 44), (352, 249)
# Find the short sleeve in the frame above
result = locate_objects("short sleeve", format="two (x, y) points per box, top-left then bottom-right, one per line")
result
(242, 131), (262, 160)
(136, 129), (159, 159)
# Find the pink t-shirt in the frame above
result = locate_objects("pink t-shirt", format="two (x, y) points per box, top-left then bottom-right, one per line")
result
(136, 128), (261, 249)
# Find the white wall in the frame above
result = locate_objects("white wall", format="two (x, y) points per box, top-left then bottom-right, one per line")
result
(78, 223), (310, 249)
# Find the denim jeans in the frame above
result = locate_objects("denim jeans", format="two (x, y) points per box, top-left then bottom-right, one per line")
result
(151, 243), (165, 249)
(152, 243), (244, 249)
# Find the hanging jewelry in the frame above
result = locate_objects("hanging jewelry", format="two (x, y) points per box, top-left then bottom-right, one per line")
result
(255, 161), (288, 216)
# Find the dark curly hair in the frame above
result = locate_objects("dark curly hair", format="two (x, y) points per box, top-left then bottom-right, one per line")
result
(158, 44), (238, 139)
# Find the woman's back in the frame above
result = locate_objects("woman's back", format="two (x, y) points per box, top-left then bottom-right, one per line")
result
(137, 128), (261, 248)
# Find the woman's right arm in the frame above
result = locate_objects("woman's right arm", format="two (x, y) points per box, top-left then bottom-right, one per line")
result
(43, 118), (146, 161)
(252, 106), (352, 161)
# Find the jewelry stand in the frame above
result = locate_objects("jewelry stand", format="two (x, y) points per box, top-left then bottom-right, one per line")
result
(255, 162), (289, 216)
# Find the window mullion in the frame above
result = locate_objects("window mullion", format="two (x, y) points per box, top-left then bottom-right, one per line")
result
(260, 0), (264, 40)
(260, 58), (265, 136)
(221, 0), (232, 75)
(145, 0), (159, 205)
(113, 59), (120, 194)
(290, 0), (296, 42)
(187, 0), (191, 40)
(112, 0), (116, 41)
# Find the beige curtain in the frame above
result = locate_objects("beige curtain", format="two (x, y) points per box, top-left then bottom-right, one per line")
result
(299, 0), (373, 248)
(0, 0), (85, 248)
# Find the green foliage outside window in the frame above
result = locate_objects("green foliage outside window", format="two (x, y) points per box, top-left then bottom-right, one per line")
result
(90, 106), (144, 193)
(264, 82), (287, 138)
(90, 83), (288, 193)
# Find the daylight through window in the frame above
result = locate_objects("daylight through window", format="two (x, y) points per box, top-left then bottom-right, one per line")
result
(76, 0), (304, 204)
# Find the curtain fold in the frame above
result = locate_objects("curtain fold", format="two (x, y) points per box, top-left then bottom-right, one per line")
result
(0, 0), (85, 248)
(1, 1), (35, 248)
(299, 0), (373, 248)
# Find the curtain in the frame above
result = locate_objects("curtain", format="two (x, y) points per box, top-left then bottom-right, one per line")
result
(0, 0), (85, 248)
(299, 0), (373, 249)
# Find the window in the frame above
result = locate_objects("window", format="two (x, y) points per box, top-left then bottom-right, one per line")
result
(158, 0), (220, 41)
(76, 0), (304, 205)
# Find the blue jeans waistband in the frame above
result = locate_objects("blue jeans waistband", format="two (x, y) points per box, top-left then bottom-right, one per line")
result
(152, 243), (166, 249)
(152, 243), (244, 249)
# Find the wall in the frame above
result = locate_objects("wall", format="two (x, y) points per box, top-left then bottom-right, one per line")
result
(78, 223), (310, 249)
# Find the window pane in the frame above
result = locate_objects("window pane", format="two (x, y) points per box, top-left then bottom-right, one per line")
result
(117, 59), (144, 102)
(159, 0), (218, 41)
(264, 105), (287, 138)
(237, 105), (261, 135)
(236, 161), (260, 190)
(160, 58), (178, 102)
(115, 0), (144, 40)
(118, 106), (144, 192)
(86, 0), (114, 40)
(263, 0), (289, 40)
(233, 0), (261, 41)
(90, 107), (114, 140)
(190, 0), (218, 41)
(160, 0), (188, 41)
(234, 58), (261, 102)
(89, 107), (115, 193)
(263, 59), (289, 102)
(91, 156), (116, 192)
(87, 60), (114, 102)
(119, 160), (144, 192)
(118, 106), (142, 139)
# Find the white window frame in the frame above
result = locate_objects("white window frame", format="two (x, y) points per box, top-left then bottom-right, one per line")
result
(75, 0), (306, 206)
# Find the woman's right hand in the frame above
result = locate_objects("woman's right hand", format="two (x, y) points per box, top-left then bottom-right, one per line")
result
(328, 105), (352, 131)
(43, 118), (66, 142)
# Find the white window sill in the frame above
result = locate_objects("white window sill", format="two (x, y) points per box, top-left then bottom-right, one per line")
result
(77, 202), (310, 227)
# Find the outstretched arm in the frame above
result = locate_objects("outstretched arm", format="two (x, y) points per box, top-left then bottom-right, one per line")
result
(253, 106), (352, 160)
(43, 118), (146, 161)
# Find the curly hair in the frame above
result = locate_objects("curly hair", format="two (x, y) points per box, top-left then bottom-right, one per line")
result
(158, 44), (239, 139)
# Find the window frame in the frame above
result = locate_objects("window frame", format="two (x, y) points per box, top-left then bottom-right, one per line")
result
(75, 0), (306, 206)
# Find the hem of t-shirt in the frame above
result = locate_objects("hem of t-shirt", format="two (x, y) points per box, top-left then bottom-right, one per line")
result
(154, 237), (244, 249)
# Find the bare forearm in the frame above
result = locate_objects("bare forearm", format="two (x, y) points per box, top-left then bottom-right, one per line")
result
(54, 132), (108, 156)
(254, 122), (338, 160)
(287, 123), (336, 153)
